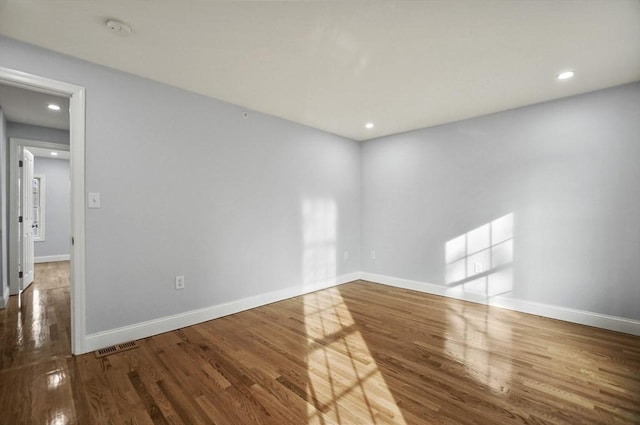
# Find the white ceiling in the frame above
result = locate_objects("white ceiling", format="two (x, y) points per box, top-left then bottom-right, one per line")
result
(1, 0), (638, 141)
(28, 146), (70, 160)
(0, 83), (70, 130)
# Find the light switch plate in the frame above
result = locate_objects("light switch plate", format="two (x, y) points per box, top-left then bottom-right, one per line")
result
(88, 192), (101, 208)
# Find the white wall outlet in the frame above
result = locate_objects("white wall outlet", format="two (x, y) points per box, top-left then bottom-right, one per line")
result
(344, 251), (349, 261)
(175, 275), (185, 290)
(474, 263), (483, 273)
(88, 192), (101, 208)
(370, 250), (376, 260)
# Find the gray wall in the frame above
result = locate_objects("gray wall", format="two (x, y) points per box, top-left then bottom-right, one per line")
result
(33, 157), (70, 258)
(361, 83), (640, 320)
(6, 122), (69, 145)
(0, 108), (7, 306)
(1, 34), (637, 333)
(0, 36), (361, 333)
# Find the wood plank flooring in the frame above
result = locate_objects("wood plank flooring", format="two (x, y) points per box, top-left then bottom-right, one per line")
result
(1, 262), (639, 424)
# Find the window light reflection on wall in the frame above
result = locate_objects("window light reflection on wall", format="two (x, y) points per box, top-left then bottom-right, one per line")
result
(445, 213), (514, 298)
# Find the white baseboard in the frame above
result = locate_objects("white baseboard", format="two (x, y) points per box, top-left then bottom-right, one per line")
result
(35, 254), (70, 263)
(359, 272), (640, 336)
(82, 270), (640, 353)
(83, 272), (359, 353)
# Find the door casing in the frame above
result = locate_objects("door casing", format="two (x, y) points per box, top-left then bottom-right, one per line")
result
(1, 67), (87, 355)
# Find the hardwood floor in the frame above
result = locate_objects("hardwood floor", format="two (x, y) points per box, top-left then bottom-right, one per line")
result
(0, 261), (71, 369)
(1, 262), (639, 424)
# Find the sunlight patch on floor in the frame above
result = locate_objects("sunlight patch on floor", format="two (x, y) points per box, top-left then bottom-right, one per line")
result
(303, 289), (407, 425)
(444, 302), (513, 395)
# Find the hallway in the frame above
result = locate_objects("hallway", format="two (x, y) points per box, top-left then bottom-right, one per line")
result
(0, 262), (74, 423)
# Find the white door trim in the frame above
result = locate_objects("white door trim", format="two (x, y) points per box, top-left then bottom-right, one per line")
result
(0, 67), (87, 355)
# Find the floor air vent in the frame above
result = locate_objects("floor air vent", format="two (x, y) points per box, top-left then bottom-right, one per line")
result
(95, 341), (139, 358)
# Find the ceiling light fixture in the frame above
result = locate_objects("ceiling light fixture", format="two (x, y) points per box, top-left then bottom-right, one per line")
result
(365, 122), (374, 129)
(50, 152), (59, 156)
(106, 19), (132, 36)
(48, 104), (61, 111)
(557, 71), (575, 80)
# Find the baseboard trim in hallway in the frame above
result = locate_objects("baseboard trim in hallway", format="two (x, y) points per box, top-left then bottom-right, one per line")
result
(34, 254), (71, 263)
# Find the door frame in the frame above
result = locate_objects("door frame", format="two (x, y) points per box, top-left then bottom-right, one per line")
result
(9, 139), (70, 293)
(1, 67), (86, 355)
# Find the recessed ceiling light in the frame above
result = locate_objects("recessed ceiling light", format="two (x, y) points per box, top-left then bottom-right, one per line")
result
(50, 152), (58, 156)
(365, 122), (374, 129)
(48, 104), (61, 111)
(557, 71), (575, 80)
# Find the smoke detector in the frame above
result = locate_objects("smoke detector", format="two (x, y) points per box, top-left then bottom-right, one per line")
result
(106, 19), (132, 36)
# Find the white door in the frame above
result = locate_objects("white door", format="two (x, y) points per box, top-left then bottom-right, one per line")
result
(20, 148), (35, 289)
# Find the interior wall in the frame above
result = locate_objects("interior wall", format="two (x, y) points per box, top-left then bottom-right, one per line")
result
(0, 108), (7, 307)
(361, 82), (640, 320)
(33, 157), (70, 259)
(6, 122), (70, 145)
(0, 36), (361, 334)
(1, 34), (637, 336)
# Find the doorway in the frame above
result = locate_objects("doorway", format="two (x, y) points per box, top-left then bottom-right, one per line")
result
(9, 139), (71, 293)
(0, 67), (86, 354)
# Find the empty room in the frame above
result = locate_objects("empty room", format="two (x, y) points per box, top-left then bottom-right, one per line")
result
(0, 1), (639, 424)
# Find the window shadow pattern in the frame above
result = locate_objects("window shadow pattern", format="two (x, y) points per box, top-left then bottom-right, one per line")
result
(302, 289), (408, 424)
(445, 213), (514, 298)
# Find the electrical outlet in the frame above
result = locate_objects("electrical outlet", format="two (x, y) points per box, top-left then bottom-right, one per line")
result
(474, 263), (483, 273)
(344, 251), (349, 261)
(88, 192), (101, 208)
(370, 250), (376, 260)
(175, 275), (185, 290)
